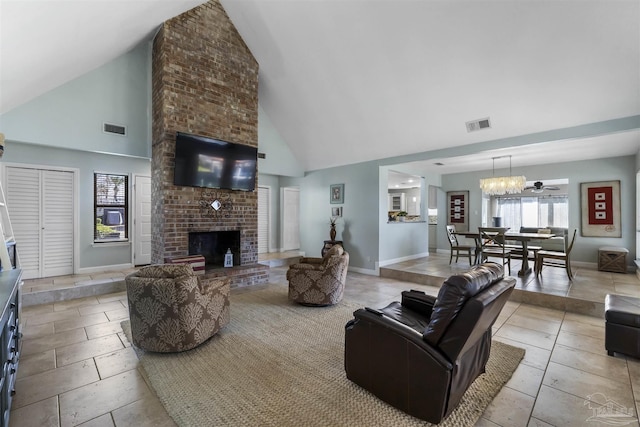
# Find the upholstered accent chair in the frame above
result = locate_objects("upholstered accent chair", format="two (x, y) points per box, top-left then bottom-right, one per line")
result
(287, 244), (349, 306)
(345, 262), (516, 424)
(125, 264), (230, 353)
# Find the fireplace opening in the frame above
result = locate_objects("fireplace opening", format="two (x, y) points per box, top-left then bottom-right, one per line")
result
(189, 231), (240, 268)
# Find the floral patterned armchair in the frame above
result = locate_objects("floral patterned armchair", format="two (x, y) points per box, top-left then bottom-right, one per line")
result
(287, 245), (349, 306)
(125, 264), (230, 352)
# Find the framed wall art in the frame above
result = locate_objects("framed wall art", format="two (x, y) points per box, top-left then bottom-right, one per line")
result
(331, 206), (343, 217)
(447, 191), (469, 231)
(330, 183), (344, 204)
(580, 180), (621, 237)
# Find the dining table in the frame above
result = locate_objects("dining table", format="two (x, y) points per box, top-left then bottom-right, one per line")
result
(454, 230), (555, 276)
(504, 232), (555, 276)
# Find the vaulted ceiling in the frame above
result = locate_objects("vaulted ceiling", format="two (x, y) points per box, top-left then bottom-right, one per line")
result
(1, 0), (639, 172)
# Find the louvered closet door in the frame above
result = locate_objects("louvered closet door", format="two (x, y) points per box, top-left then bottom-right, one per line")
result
(6, 166), (74, 279)
(6, 168), (41, 279)
(258, 186), (270, 254)
(42, 170), (74, 276)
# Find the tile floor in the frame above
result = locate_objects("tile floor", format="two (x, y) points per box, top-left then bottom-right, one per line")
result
(11, 256), (640, 426)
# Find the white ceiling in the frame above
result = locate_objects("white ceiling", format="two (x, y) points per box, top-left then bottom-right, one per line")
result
(1, 0), (639, 173)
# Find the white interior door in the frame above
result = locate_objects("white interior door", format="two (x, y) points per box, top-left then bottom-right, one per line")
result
(134, 175), (152, 265)
(5, 166), (75, 279)
(282, 187), (300, 251)
(258, 186), (270, 254)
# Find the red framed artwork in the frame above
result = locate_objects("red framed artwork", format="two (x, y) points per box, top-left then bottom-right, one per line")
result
(580, 180), (621, 237)
(447, 191), (468, 231)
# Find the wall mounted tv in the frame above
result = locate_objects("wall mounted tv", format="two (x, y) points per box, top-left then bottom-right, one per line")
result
(173, 132), (257, 192)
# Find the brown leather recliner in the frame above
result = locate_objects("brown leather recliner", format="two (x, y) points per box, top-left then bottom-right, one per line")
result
(344, 262), (515, 424)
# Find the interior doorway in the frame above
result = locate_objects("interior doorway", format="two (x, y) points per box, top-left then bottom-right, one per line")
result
(282, 187), (300, 251)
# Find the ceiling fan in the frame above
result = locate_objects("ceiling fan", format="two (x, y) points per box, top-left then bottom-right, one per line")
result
(524, 181), (560, 193)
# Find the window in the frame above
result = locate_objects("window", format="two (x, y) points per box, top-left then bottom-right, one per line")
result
(94, 173), (128, 242)
(495, 195), (568, 229)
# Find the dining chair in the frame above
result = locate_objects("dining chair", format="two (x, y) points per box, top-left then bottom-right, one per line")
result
(478, 227), (511, 275)
(535, 229), (577, 280)
(445, 225), (475, 265)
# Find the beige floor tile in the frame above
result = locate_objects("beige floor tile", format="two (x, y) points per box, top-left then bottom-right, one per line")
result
(505, 363), (545, 397)
(56, 335), (124, 367)
(54, 296), (101, 312)
(21, 328), (87, 357)
(95, 347), (139, 379)
(17, 349), (56, 379)
(22, 303), (54, 316)
(78, 301), (126, 316)
(105, 308), (129, 322)
(76, 414), (115, 427)
(532, 384), (639, 427)
(542, 361), (635, 408)
(474, 418), (501, 427)
(505, 313), (561, 335)
(558, 318), (604, 337)
(21, 322), (55, 340)
(117, 332), (131, 348)
(527, 418), (554, 427)
(85, 321), (124, 340)
(54, 313), (110, 333)
(9, 396), (59, 427)
(550, 344), (630, 385)
(493, 336), (552, 371)
(481, 385), (535, 427)
(25, 309), (81, 327)
(563, 311), (605, 327)
(513, 304), (565, 322)
(13, 359), (100, 409)
(59, 369), (153, 426)
(494, 323), (556, 351)
(96, 291), (127, 304)
(112, 396), (177, 427)
(556, 330), (606, 356)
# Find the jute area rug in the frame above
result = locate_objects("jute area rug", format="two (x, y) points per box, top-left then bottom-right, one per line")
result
(122, 287), (524, 427)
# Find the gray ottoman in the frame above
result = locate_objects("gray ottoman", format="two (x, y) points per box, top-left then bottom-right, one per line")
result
(605, 294), (640, 358)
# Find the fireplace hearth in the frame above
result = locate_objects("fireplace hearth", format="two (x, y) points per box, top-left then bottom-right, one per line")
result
(189, 231), (240, 268)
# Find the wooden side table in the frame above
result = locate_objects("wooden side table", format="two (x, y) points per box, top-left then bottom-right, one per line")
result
(598, 247), (628, 273)
(322, 240), (343, 256)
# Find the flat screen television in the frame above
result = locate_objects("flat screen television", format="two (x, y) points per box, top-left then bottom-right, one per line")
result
(173, 131), (257, 191)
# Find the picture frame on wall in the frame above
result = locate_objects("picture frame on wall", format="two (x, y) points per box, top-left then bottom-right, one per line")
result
(330, 184), (344, 204)
(447, 191), (469, 231)
(580, 180), (621, 237)
(331, 207), (342, 217)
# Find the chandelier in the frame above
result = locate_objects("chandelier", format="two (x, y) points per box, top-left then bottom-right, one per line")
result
(479, 155), (526, 196)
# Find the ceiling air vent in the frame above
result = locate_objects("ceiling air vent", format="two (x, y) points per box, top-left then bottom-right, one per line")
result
(103, 123), (126, 136)
(465, 117), (491, 133)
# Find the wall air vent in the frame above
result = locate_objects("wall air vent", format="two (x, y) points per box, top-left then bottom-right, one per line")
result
(258, 152), (266, 159)
(103, 123), (126, 136)
(465, 117), (491, 133)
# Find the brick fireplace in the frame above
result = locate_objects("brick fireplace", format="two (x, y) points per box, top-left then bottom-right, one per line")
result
(150, 0), (268, 287)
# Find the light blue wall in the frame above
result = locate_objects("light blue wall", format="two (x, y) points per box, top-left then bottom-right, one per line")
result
(440, 155), (637, 265)
(2, 141), (150, 269)
(0, 42), (151, 157)
(257, 105), (304, 177)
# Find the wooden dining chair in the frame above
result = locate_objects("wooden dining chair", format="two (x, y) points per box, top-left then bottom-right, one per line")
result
(445, 225), (475, 265)
(478, 227), (511, 275)
(535, 229), (577, 280)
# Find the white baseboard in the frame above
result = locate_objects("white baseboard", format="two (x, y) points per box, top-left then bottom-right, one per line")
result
(378, 252), (429, 267)
(348, 266), (378, 276)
